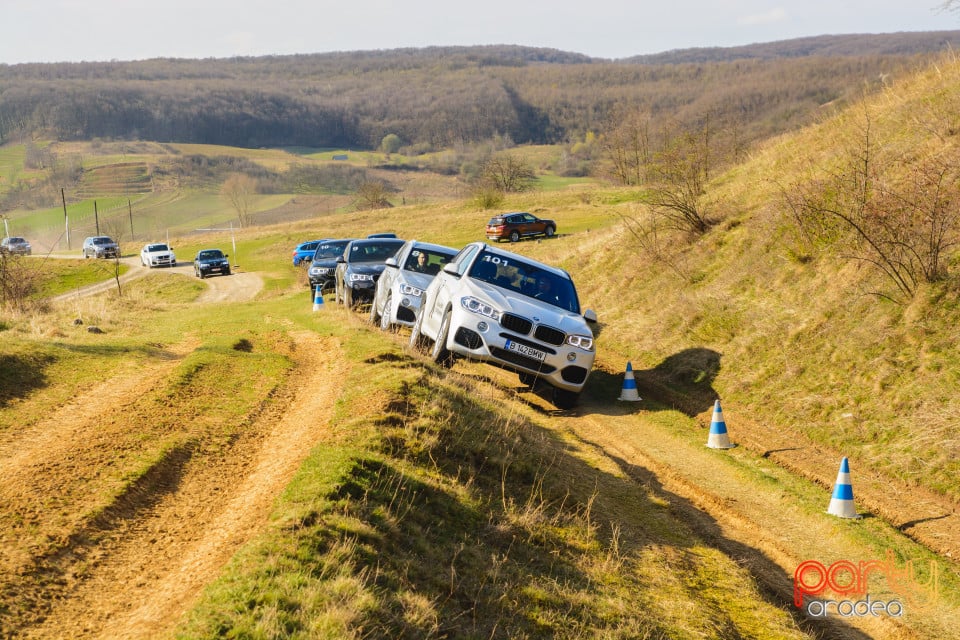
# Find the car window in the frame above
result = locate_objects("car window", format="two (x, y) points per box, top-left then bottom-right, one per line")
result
(449, 245), (480, 276)
(404, 248), (454, 275)
(348, 240), (404, 263)
(522, 213), (537, 223)
(314, 241), (349, 260)
(471, 252), (580, 313)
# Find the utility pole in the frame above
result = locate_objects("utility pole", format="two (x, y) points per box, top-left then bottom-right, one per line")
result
(61, 188), (70, 249)
(94, 200), (100, 235)
(128, 199), (134, 241)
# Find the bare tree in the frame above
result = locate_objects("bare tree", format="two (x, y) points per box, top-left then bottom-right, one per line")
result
(477, 155), (536, 193)
(782, 104), (960, 302)
(221, 173), (258, 228)
(355, 180), (392, 210)
(0, 253), (43, 312)
(599, 109), (652, 186)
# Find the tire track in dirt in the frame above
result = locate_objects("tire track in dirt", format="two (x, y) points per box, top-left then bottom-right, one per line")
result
(0, 339), (200, 622)
(19, 330), (345, 639)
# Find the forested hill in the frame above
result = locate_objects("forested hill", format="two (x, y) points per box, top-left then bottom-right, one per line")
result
(2, 33), (959, 152)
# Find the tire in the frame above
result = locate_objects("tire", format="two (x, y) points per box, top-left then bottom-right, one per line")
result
(552, 387), (580, 410)
(409, 312), (428, 352)
(544, 226), (555, 238)
(224, 268), (231, 276)
(431, 309), (454, 367)
(509, 230), (520, 242)
(369, 295), (381, 325)
(379, 294), (394, 332)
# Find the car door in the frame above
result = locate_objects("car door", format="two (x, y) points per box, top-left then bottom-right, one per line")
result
(520, 213), (543, 236)
(376, 245), (405, 314)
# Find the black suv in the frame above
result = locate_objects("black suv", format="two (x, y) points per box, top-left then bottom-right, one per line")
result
(307, 238), (353, 291)
(193, 248), (231, 278)
(82, 235), (120, 259)
(334, 237), (405, 308)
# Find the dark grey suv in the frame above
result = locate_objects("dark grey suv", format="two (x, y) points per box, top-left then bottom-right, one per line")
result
(82, 236), (120, 259)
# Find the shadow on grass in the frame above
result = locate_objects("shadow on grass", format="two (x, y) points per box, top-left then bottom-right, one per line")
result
(584, 347), (722, 417)
(0, 353), (53, 408)
(300, 365), (872, 639)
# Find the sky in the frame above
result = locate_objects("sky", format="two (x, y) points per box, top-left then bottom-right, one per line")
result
(2, 1), (956, 65)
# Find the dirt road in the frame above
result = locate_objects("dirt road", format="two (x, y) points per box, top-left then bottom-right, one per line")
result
(49, 256), (262, 304)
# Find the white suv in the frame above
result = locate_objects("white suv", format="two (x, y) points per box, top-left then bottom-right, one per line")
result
(409, 242), (597, 408)
(140, 242), (176, 268)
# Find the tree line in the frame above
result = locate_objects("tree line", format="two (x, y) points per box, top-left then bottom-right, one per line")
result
(1, 38), (957, 153)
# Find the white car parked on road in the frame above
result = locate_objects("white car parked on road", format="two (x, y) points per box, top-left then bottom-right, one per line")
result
(140, 242), (177, 268)
(369, 239), (458, 331)
(409, 242), (597, 409)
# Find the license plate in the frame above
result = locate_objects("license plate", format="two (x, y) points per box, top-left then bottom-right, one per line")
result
(505, 339), (546, 361)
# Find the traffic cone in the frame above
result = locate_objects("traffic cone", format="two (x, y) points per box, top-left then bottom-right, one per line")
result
(827, 457), (859, 518)
(618, 362), (641, 401)
(312, 285), (324, 311)
(706, 399), (735, 449)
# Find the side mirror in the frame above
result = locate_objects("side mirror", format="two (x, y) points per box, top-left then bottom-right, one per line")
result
(583, 309), (598, 323)
(442, 263), (460, 277)
(385, 257), (398, 268)
(336, 256), (345, 263)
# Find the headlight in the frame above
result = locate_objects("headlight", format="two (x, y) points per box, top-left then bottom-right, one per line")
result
(461, 296), (501, 321)
(349, 273), (374, 282)
(399, 283), (423, 297)
(566, 334), (594, 351)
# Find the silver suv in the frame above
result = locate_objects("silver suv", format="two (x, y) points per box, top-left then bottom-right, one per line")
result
(0, 236), (31, 256)
(409, 242), (597, 409)
(82, 236), (120, 259)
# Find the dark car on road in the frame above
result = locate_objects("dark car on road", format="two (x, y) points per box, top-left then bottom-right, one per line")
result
(485, 212), (556, 243)
(334, 237), (405, 308)
(307, 238), (353, 291)
(82, 235), (120, 259)
(194, 248), (231, 278)
(0, 236), (32, 256)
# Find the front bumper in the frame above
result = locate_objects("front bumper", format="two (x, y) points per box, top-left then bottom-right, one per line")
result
(200, 263), (229, 275)
(445, 309), (594, 393)
(147, 255), (176, 267)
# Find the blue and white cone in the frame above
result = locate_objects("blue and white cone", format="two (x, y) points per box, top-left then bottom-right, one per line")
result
(827, 457), (859, 518)
(312, 285), (324, 311)
(706, 399), (735, 449)
(618, 362), (642, 402)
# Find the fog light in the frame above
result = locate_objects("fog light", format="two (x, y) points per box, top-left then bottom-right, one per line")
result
(567, 352), (577, 362)
(476, 321), (489, 332)
(401, 297), (411, 307)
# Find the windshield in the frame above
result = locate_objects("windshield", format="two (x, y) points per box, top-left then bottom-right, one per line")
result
(347, 240), (404, 263)
(469, 252), (580, 314)
(199, 250), (223, 260)
(313, 241), (349, 260)
(403, 248), (455, 276)
(147, 244), (169, 252)
(94, 237), (113, 245)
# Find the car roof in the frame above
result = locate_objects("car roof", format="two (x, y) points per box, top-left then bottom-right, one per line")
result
(406, 240), (457, 254)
